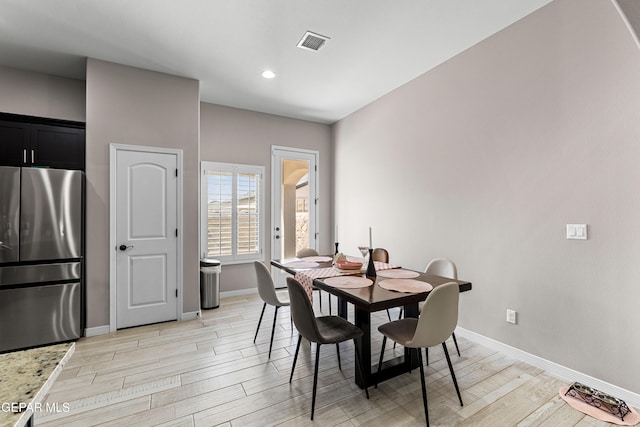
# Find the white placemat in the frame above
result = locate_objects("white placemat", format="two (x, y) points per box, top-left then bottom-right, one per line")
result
(302, 256), (332, 262)
(283, 260), (319, 268)
(323, 276), (373, 288)
(377, 269), (420, 279)
(379, 279), (433, 293)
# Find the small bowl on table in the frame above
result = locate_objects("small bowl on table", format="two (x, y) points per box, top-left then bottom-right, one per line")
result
(336, 260), (363, 271)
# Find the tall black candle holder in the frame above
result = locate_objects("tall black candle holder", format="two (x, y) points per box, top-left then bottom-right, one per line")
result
(334, 242), (339, 255)
(366, 248), (377, 278)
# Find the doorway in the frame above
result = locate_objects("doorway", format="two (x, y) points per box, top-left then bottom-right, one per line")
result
(271, 146), (318, 285)
(109, 144), (183, 331)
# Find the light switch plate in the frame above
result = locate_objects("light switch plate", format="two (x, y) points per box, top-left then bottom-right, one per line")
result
(567, 224), (587, 240)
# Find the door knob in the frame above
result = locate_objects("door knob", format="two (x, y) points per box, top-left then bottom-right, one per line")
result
(119, 244), (133, 251)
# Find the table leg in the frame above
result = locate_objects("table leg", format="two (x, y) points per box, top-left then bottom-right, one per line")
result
(337, 297), (348, 319)
(351, 302), (420, 389)
(354, 307), (371, 389)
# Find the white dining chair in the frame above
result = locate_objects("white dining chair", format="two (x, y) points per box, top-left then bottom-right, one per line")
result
(395, 257), (462, 356)
(376, 281), (463, 426)
(424, 258), (461, 356)
(253, 261), (290, 359)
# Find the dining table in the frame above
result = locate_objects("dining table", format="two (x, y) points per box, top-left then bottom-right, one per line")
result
(270, 255), (472, 389)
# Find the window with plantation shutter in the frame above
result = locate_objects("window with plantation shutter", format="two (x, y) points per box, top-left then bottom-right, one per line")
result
(201, 162), (264, 263)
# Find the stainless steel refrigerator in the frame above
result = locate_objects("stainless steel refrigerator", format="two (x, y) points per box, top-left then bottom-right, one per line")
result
(0, 166), (83, 352)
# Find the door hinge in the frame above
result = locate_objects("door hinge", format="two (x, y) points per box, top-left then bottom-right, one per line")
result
(175, 169), (178, 177)
(315, 165), (317, 172)
(175, 289), (178, 298)
(175, 229), (178, 237)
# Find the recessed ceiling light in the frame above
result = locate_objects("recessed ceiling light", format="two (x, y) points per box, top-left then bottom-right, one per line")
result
(261, 70), (276, 79)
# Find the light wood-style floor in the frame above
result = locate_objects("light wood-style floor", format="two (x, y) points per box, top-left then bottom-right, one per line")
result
(37, 292), (622, 426)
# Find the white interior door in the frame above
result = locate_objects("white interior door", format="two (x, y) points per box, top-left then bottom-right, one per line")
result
(111, 146), (180, 329)
(271, 146), (318, 286)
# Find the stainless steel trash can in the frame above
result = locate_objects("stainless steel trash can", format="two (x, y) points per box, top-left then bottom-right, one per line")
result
(200, 258), (221, 309)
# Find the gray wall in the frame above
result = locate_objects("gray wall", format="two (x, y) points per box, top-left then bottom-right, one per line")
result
(333, 0), (640, 393)
(86, 59), (201, 327)
(0, 62), (331, 326)
(0, 65), (85, 121)
(200, 102), (332, 292)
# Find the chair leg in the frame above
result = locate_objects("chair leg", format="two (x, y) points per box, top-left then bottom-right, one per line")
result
(353, 338), (369, 399)
(386, 309), (392, 322)
(336, 343), (342, 370)
(329, 293), (332, 315)
(318, 289), (323, 311)
(398, 307), (403, 320)
(425, 347), (429, 366)
(311, 343), (321, 420)
(253, 302), (266, 343)
(442, 342), (463, 407)
(451, 332), (461, 356)
(268, 306), (279, 359)
(417, 347), (430, 427)
(289, 335), (302, 383)
(376, 336), (387, 388)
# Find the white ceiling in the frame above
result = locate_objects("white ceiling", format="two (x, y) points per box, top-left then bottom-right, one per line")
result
(0, 0), (553, 124)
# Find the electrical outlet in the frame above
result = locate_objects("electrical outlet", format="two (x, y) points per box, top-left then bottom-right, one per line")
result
(506, 309), (517, 324)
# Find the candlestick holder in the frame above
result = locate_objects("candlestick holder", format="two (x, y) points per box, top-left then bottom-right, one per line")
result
(334, 242), (339, 255)
(366, 248), (376, 278)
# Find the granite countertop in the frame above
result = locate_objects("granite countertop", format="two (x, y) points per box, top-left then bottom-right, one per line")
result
(0, 343), (75, 427)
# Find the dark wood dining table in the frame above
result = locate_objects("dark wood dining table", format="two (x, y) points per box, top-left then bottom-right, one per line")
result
(271, 257), (472, 389)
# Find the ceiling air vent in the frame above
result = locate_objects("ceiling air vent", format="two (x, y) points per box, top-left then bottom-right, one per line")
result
(297, 31), (330, 52)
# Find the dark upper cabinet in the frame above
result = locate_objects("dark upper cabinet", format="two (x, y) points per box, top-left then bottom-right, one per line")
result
(31, 124), (85, 170)
(0, 120), (30, 167)
(0, 118), (85, 170)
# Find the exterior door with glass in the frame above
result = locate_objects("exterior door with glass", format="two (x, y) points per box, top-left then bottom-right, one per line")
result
(271, 146), (318, 286)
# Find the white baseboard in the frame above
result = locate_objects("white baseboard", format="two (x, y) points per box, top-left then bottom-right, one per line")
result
(85, 325), (110, 337)
(455, 327), (640, 409)
(85, 311), (201, 336)
(182, 311), (201, 321)
(220, 288), (257, 298)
